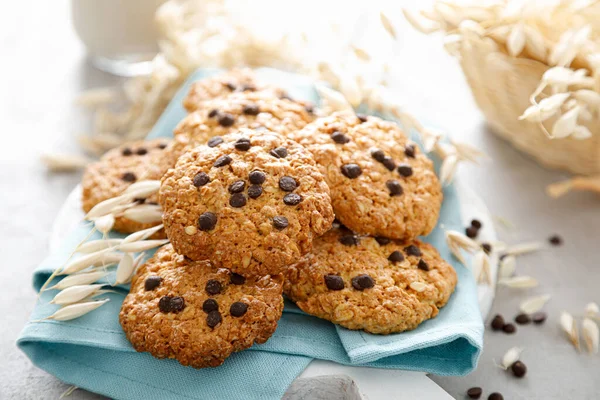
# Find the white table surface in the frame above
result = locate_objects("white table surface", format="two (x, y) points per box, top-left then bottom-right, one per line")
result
(1, 1), (599, 399)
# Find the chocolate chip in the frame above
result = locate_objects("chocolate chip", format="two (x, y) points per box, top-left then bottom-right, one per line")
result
(144, 276), (162, 291)
(202, 299), (219, 313)
(206, 310), (222, 328)
(386, 180), (403, 196)
(272, 216), (289, 230)
(388, 251), (404, 263)
(217, 113), (235, 127)
(213, 155), (232, 167)
(404, 245), (422, 257)
(198, 212), (217, 231)
(205, 279), (222, 295)
(491, 314), (505, 331)
(397, 164), (413, 177)
(158, 296), (173, 313)
(356, 114), (368, 123)
(229, 193), (247, 208)
(170, 296), (185, 312)
(207, 136), (223, 147)
(122, 172), (137, 182)
(418, 259), (430, 271)
(208, 109), (219, 118)
(270, 147), (288, 158)
(532, 311), (547, 324)
(405, 144), (416, 158)
(511, 361), (527, 378)
(324, 274), (345, 291)
(228, 180), (246, 193)
(279, 176), (297, 192)
(502, 323), (516, 334)
(466, 226), (479, 239)
(243, 104), (260, 115)
(230, 302), (248, 317)
(230, 273), (246, 285)
(341, 163), (362, 179)
(158, 143), (168, 149)
(193, 172), (210, 187)
(351, 274), (375, 290)
(515, 313), (531, 325)
(488, 393), (503, 400)
(467, 387), (482, 399)
(122, 147), (132, 156)
(471, 219), (482, 229)
(249, 170), (266, 184)
(375, 237), (391, 246)
(339, 234), (360, 246)
(247, 185), (263, 199)
(371, 148), (386, 162)
(283, 193), (303, 205)
(136, 148), (148, 155)
(225, 82), (236, 91)
(331, 131), (350, 144)
(549, 234), (563, 246)
(382, 156), (396, 171)
(234, 138), (251, 151)
(241, 84), (256, 91)
(482, 243), (492, 254)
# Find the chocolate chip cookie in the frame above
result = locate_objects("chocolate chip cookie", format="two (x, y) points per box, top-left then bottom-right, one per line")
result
(159, 129), (335, 276)
(81, 138), (186, 235)
(175, 91), (315, 148)
(120, 244), (284, 368)
(284, 227), (457, 334)
(291, 112), (443, 240)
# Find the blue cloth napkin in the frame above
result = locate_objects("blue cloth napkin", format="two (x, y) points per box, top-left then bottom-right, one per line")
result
(18, 68), (483, 400)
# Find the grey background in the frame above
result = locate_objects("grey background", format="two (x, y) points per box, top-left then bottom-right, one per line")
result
(1, 1), (599, 399)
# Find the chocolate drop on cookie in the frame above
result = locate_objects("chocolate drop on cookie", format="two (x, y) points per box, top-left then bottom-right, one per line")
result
(207, 136), (223, 147)
(228, 180), (246, 194)
(247, 185), (263, 199)
(206, 310), (222, 328)
(202, 299), (219, 313)
(158, 296), (173, 313)
(382, 156), (396, 171)
(272, 216), (289, 230)
(404, 245), (422, 257)
(208, 109), (219, 118)
(351, 274), (375, 290)
(229, 193), (247, 208)
(418, 259), (430, 271)
(234, 138), (251, 151)
(404, 144), (416, 158)
(205, 279), (222, 295)
(122, 172), (137, 182)
(122, 147), (132, 156)
(490, 314), (505, 331)
(198, 212), (217, 231)
(356, 114), (368, 123)
(375, 237), (391, 246)
(339, 234), (360, 246)
(249, 170), (266, 184)
(386, 180), (403, 196)
(283, 193), (303, 205)
(213, 155), (232, 168)
(230, 273), (246, 285)
(136, 148), (148, 155)
(341, 163), (362, 179)
(243, 104), (260, 115)
(371, 149), (386, 162)
(467, 387), (482, 399)
(270, 147), (288, 158)
(279, 176), (297, 192)
(230, 302), (248, 317)
(388, 251), (404, 263)
(331, 131), (350, 144)
(170, 296), (185, 312)
(144, 276), (162, 291)
(217, 113), (235, 127)
(324, 274), (345, 291)
(397, 164), (413, 177)
(193, 172), (210, 187)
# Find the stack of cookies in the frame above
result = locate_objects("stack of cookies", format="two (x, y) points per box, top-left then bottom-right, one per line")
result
(81, 69), (457, 368)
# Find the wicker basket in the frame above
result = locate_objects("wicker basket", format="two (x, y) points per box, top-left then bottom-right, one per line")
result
(458, 36), (600, 176)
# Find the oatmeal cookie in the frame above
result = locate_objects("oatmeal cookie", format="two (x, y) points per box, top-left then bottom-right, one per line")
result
(120, 244), (284, 368)
(175, 91), (315, 147)
(291, 112), (443, 240)
(81, 138), (185, 235)
(159, 129), (334, 276)
(284, 227), (457, 334)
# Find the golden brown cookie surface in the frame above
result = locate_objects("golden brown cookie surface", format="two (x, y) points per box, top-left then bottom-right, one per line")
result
(120, 244), (284, 368)
(284, 227), (457, 334)
(159, 129), (334, 276)
(291, 112), (443, 240)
